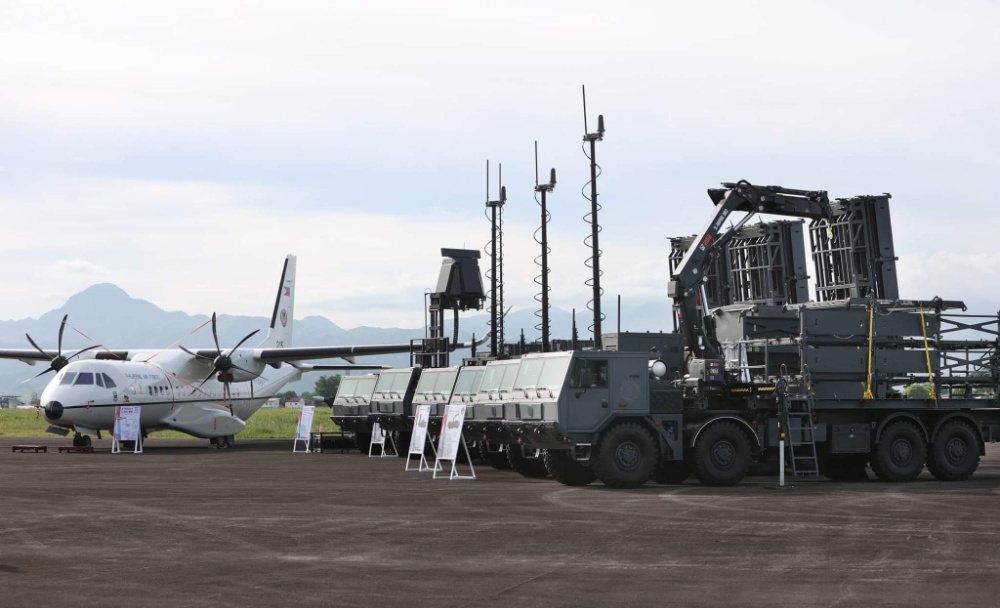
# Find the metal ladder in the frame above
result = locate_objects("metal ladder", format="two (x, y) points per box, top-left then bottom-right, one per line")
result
(784, 394), (820, 477)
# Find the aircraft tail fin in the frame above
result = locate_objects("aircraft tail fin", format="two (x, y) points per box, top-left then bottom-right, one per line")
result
(259, 254), (296, 349)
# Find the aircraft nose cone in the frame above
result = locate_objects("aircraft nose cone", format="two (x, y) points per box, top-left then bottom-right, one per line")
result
(43, 401), (64, 420)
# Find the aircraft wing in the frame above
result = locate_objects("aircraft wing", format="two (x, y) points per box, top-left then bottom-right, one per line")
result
(251, 335), (490, 364)
(0, 349), (53, 364)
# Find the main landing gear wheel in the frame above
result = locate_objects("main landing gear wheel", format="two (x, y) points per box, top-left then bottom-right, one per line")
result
(505, 444), (549, 478)
(926, 420), (980, 481)
(593, 422), (657, 489)
(692, 422), (751, 487)
(225, 435), (235, 449)
(543, 449), (597, 486)
(871, 419), (926, 482)
(73, 434), (93, 448)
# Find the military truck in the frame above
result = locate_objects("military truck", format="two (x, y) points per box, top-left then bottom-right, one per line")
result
(501, 181), (1000, 488)
(365, 367), (422, 451)
(329, 373), (379, 452)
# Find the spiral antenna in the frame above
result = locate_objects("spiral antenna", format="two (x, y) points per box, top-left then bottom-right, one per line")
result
(484, 161), (507, 356)
(533, 141), (557, 352)
(581, 85), (606, 349)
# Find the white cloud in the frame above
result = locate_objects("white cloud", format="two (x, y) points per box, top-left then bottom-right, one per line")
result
(1, 0), (998, 332)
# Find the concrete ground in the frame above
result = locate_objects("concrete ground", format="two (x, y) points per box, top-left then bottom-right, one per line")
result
(2, 436), (999, 608)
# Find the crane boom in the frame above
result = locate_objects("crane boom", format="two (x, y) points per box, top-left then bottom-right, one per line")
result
(668, 180), (832, 361)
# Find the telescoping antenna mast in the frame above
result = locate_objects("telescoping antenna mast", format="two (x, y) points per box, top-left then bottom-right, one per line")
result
(581, 85), (606, 350)
(534, 141), (557, 352)
(485, 161), (507, 357)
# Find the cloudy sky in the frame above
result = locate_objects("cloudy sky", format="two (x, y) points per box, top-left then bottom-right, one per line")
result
(1, 0), (998, 335)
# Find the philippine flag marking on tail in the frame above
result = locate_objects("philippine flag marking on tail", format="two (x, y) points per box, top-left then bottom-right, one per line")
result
(283, 286), (291, 297)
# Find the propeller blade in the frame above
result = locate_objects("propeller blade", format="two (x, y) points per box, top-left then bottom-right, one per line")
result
(191, 369), (217, 394)
(226, 329), (260, 357)
(25, 333), (51, 359)
(57, 314), (68, 357)
(231, 364), (262, 379)
(210, 313), (222, 355)
(65, 344), (101, 362)
(31, 366), (56, 380)
(179, 345), (213, 360)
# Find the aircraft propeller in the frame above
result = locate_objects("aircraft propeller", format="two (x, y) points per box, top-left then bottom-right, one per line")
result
(25, 314), (101, 379)
(180, 313), (261, 410)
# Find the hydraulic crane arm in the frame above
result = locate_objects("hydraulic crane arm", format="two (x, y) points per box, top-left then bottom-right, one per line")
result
(669, 180), (832, 361)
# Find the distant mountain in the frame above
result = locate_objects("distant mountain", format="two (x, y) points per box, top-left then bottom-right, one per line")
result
(0, 284), (618, 398)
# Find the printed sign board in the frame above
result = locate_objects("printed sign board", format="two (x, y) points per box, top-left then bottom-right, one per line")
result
(438, 403), (467, 461)
(296, 405), (315, 440)
(112, 405), (142, 453)
(409, 404), (431, 455)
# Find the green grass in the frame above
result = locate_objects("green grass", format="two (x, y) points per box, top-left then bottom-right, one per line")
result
(0, 408), (340, 439)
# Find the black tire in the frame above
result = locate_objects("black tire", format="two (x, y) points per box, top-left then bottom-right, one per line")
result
(505, 444), (549, 478)
(543, 450), (597, 486)
(872, 420), (926, 482)
(354, 431), (372, 454)
(82, 435), (92, 448)
(479, 442), (512, 470)
(72, 434), (82, 447)
(692, 421), (751, 487)
(819, 454), (870, 482)
(394, 432), (411, 457)
(593, 422), (657, 489)
(651, 459), (691, 484)
(213, 436), (225, 448)
(927, 420), (980, 481)
(225, 435), (235, 449)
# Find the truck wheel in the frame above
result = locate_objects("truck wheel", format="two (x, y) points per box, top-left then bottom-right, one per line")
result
(354, 431), (372, 454)
(651, 460), (691, 484)
(593, 422), (657, 489)
(543, 450), (596, 486)
(505, 444), (549, 478)
(479, 442), (512, 470)
(872, 420), (926, 482)
(692, 421), (750, 487)
(927, 420), (980, 481)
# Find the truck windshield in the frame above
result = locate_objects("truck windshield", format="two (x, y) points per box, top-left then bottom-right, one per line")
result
(451, 368), (485, 401)
(513, 356), (571, 392)
(415, 371), (439, 394)
(435, 370), (458, 395)
(356, 377), (377, 396)
(391, 372), (412, 393)
(337, 378), (359, 398)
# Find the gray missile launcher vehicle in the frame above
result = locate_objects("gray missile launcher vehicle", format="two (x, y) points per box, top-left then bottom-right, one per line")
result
(329, 373), (379, 452)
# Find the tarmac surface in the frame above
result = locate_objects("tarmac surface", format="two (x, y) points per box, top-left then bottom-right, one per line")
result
(2, 436), (1000, 608)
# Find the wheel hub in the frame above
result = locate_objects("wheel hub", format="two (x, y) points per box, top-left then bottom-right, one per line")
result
(711, 440), (736, 469)
(890, 438), (913, 465)
(945, 437), (968, 464)
(615, 441), (640, 471)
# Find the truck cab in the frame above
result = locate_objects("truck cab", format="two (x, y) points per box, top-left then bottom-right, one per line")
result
(330, 373), (380, 452)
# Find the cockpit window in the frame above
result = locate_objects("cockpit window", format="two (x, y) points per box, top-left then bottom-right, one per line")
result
(95, 373), (105, 388)
(102, 373), (117, 388)
(59, 372), (77, 385)
(74, 372), (94, 386)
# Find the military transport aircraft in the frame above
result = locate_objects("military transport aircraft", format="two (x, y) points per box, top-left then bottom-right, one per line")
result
(0, 255), (463, 448)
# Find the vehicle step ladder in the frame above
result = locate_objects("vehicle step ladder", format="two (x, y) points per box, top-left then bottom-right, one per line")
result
(784, 396), (820, 477)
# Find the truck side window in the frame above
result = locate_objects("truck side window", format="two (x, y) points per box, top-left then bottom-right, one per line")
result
(569, 359), (608, 389)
